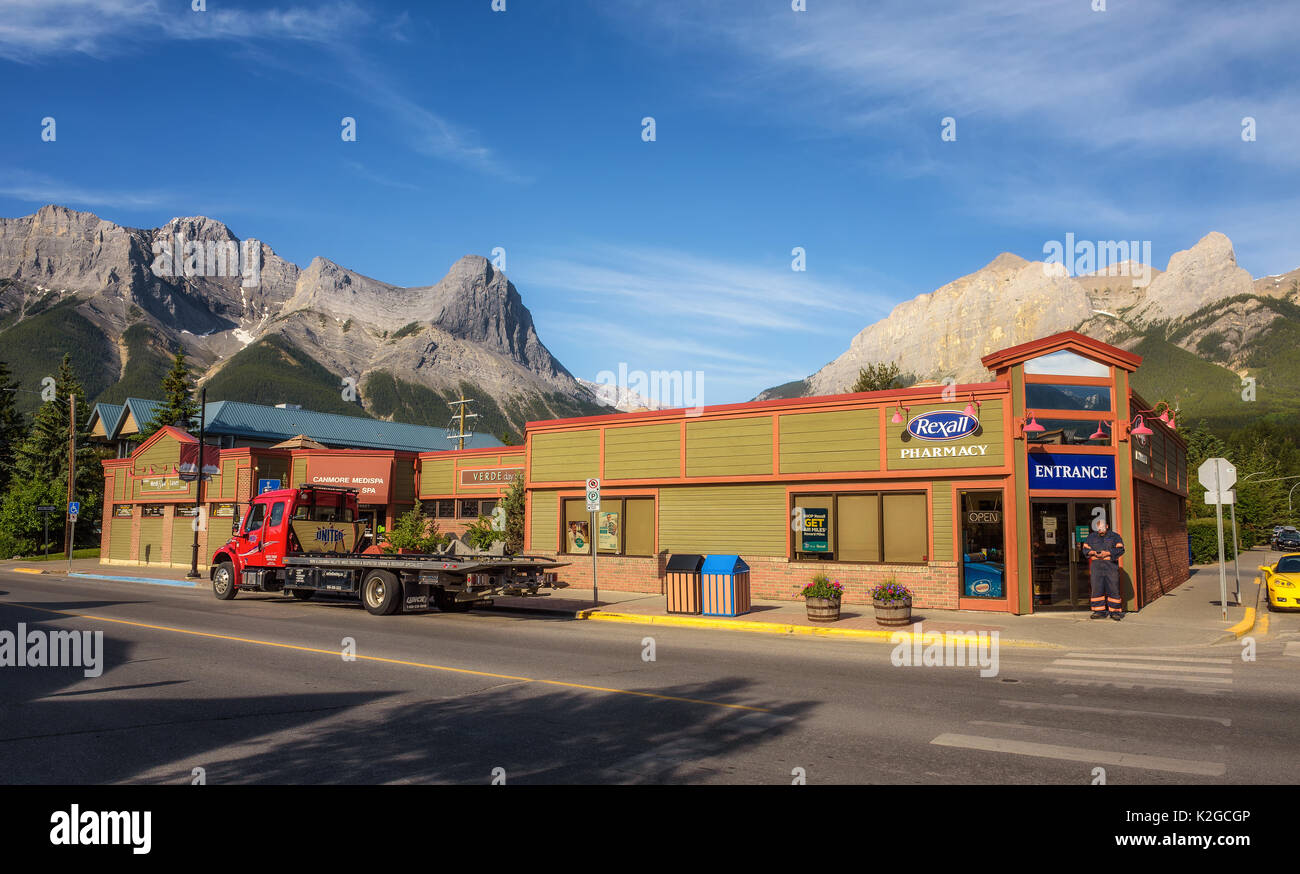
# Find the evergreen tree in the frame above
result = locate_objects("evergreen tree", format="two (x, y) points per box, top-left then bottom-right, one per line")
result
(0, 358), (24, 494)
(851, 362), (905, 393)
(139, 349), (199, 441)
(1, 354), (103, 556)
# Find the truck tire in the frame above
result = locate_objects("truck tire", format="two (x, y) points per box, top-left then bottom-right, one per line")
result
(436, 588), (472, 613)
(361, 570), (402, 616)
(289, 589), (315, 601)
(212, 562), (238, 600)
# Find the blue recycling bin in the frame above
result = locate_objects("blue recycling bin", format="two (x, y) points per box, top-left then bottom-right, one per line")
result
(701, 555), (751, 617)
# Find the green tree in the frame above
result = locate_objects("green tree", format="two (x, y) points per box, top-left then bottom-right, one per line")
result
(384, 505), (449, 554)
(851, 362), (905, 393)
(1, 354), (104, 556)
(500, 476), (525, 555)
(0, 358), (25, 495)
(139, 349), (199, 441)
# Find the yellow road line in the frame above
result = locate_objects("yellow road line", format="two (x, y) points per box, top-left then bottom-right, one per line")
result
(1256, 613), (1270, 636)
(578, 610), (1062, 649)
(6, 601), (769, 713)
(9, 567), (47, 575)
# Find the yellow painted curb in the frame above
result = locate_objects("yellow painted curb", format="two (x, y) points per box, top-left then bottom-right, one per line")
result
(577, 610), (1062, 649)
(1224, 607), (1255, 638)
(10, 567), (48, 575)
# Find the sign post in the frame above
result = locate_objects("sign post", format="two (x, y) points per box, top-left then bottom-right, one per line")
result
(1198, 458), (1237, 620)
(36, 505), (56, 560)
(586, 478), (601, 606)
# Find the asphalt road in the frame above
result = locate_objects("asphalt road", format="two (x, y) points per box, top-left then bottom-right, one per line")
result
(1, 568), (1296, 785)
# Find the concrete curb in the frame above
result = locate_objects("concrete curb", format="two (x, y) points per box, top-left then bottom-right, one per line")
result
(1214, 572), (1262, 644)
(492, 603), (1062, 648)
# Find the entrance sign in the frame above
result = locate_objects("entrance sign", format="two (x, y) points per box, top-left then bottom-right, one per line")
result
(1027, 453), (1115, 491)
(801, 509), (829, 552)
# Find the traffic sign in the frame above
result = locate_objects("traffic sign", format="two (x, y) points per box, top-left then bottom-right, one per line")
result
(258, 478), (282, 495)
(1204, 490), (1235, 505)
(36, 505), (57, 513)
(1197, 458), (1236, 491)
(67, 501), (80, 520)
(586, 478), (601, 512)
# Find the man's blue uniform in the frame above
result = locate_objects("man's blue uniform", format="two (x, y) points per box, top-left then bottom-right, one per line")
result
(1081, 528), (1126, 617)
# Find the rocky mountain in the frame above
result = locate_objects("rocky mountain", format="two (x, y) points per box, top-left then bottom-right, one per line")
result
(0, 205), (607, 439)
(763, 232), (1300, 432)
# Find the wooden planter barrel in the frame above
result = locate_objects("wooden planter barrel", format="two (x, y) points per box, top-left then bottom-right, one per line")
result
(805, 595), (842, 623)
(873, 597), (912, 626)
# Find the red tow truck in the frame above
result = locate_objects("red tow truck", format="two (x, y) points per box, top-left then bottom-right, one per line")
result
(208, 485), (564, 615)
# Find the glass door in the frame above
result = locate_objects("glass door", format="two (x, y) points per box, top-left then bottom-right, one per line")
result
(1032, 499), (1116, 609)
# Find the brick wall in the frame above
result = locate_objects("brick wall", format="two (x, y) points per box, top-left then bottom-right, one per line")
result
(544, 551), (962, 608)
(1135, 479), (1190, 604)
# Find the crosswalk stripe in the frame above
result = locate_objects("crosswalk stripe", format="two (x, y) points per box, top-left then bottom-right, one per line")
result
(1044, 667), (1232, 685)
(997, 699), (1231, 726)
(1064, 652), (1232, 664)
(930, 733), (1225, 777)
(1050, 658), (1232, 675)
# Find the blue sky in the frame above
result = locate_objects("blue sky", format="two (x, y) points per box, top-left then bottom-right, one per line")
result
(1, 0), (1297, 404)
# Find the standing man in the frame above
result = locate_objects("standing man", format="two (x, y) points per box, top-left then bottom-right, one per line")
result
(1081, 519), (1126, 620)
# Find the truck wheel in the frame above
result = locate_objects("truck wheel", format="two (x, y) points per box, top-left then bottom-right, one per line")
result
(289, 589), (315, 601)
(212, 562), (238, 600)
(435, 588), (472, 613)
(362, 571), (401, 616)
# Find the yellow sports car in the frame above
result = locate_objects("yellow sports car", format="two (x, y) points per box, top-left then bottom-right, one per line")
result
(1259, 554), (1300, 611)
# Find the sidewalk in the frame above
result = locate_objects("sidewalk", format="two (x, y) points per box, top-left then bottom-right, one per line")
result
(2, 552), (1264, 650)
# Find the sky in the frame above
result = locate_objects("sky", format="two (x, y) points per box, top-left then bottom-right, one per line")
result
(1, 0), (1297, 405)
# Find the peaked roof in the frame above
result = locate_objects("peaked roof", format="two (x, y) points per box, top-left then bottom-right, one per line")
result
(86, 402), (124, 436)
(93, 397), (504, 452)
(980, 331), (1143, 374)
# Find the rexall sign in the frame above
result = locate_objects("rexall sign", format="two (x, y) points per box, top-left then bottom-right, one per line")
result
(907, 411), (980, 442)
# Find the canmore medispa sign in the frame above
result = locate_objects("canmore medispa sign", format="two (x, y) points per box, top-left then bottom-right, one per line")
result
(304, 456), (394, 503)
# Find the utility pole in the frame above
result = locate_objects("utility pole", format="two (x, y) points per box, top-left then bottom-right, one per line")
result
(187, 387), (207, 579)
(65, 393), (76, 573)
(446, 392), (479, 451)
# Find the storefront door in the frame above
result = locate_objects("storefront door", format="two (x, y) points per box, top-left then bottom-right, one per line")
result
(1030, 500), (1115, 610)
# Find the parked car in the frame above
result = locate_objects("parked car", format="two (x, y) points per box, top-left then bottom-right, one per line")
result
(1259, 554), (1300, 611)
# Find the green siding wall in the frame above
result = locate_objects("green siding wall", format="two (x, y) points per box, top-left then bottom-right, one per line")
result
(658, 484), (787, 556)
(529, 489), (560, 552)
(531, 431), (599, 483)
(931, 483), (953, 560)
(138, 517), (165, 565)
(780, 409), (879, 473)
(685, 418), (772, 477)
(109, 515), (133, 561)
(420, 456), (455, 495)
(605, 423), (680, 480)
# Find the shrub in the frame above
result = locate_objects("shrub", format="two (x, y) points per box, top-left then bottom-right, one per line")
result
(383, 507), (448, 554)
(1188, 518), (1237, 564)
(463, 514), (503, 551)
(870, 579), (913, 602)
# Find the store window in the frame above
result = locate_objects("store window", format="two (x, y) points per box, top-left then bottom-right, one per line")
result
(1026, 419), (1110, 446)
(435, 499), (455, 518)
(1023, 350), (1109, 378)
(141, 504), (165, 518)
(113, 505), (133, 518)
(793, 492), (926, 564)
(479, 499), (498, 518)
(562, 496), (655, 556)
(458, 499), (480, 519)
(1024, 383), (1111, 412)
(960, 491), (1006, 599)
(175, 506), (200, 518)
